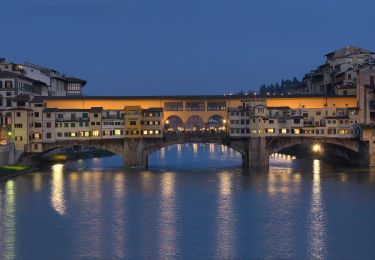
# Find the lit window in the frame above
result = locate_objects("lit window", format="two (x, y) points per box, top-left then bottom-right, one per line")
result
(149, 130), (154, 134)
(281, 128), (287, 134)
(266, 128), (274, 133)
(143, 130), (148, 135)
(251, 129), (257, 134)
(34, 133), (41, 139)
(155, 130), (160, 134)
(114, 129), (122, 135)
(294, 129), (300, 134)
(92, 130), (100, 137)
(70, 132), (76, 137)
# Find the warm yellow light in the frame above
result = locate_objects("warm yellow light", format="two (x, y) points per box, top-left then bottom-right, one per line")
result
(312, 144), (321, 153)
(223, 119), (227, 124)
(165, 120), (170, 124)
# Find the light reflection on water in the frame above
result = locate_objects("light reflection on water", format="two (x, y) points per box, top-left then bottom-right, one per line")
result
(216, 171), (235, 259)
(308, 159), (327, 258)
(0, 143), (375, 259)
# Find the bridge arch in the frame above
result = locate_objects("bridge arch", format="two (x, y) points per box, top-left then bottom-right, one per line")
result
(185, 115), (205, 130)
(207, 115), (224, 127)
(165, 115), (183, 130)
(42, 139), (125, 156)
(267, 137), (360, 163)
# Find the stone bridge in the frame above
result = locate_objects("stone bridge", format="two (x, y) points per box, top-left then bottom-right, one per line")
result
(40, 133), (370, 168)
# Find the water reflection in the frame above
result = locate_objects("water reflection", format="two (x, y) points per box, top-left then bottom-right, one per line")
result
(216, 171), (235, 258)
(160, 147), (165, 160)
(159, 172), (177, 259)
(2, 180), (16, 259)
(50, 164), (67, 216)
(112, 173), (126, 258)
(177, 144), (182, 159)
(2, 145), (375, 259)
(308, 160), (327, 258)
(33, 174), (42, 192)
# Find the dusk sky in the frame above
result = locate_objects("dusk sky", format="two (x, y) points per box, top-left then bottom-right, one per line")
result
(2, 0), (375, 96)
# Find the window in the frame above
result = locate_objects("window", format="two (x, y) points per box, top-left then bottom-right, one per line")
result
(46, 113), (51, 118)
(6, 99), (12, 107)
(15, 136), (22, 141)
(207, 101), (226, 111)
(15, 124), (23, 128)
(186, 102), (205, 111)
(293, 129), (300, 134)
(34, 123), (42, 128)
(164, 102), (183, 111)
(46, 133), (52, 139)
(130, 121), (137, 125)
(96, 122), (100, 125)
(5, 80), (13, 88)
(92, 130), (100, 137)
(82, 113), (88, 118)
(70, 132), (77, 137)
(64, 123), (69, 127)
(71, 123), (76, 127)
(93, 113), (99, 118)
(34, 112), (39, 117)
(16, 112), (21, 117)
(114, 129), (122, 135)
(34, 133), (41, 140)
(57, 113), (63, 119)
(57, 132), (62, 137)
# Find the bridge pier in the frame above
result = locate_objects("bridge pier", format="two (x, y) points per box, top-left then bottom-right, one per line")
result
(359, 141), (375, 167)
(123, 139), (148, 168)
(247, 137), (268, 168)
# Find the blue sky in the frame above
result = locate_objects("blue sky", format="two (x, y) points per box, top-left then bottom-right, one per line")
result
(2, 0), (374, 95)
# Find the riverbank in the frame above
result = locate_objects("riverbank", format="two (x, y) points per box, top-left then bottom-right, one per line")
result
(0, 165), (37, 181)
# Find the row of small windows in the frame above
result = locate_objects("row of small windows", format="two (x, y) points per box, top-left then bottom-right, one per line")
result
(125, 130), (161, 135)
(230, 128), (353, 135)
(0, 80), (13, 88)
(55, 122), (100, 128)
(164, 102), (226, 111)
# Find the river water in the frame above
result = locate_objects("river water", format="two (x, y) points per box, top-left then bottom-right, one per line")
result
(1, 143), (375, 259)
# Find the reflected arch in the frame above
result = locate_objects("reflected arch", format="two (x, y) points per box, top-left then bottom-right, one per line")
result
(185, 115), (205, 130)
(165, 115), (183, 130)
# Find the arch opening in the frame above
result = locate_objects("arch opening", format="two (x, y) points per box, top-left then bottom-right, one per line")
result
(270, 142), (359, 165)
(148, 142), (243, 169)
(185, 115), (205, 130)
(165, 115), (183, 131)
(40, 144), (117, 163)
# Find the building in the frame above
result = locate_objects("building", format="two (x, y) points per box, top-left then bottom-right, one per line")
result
(292, 46), (375, 96)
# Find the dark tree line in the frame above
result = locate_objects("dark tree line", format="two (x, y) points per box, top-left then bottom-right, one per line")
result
(259, 77), (302, 95)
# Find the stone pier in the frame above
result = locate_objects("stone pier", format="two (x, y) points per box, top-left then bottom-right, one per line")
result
(123, 138), (148, 168)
